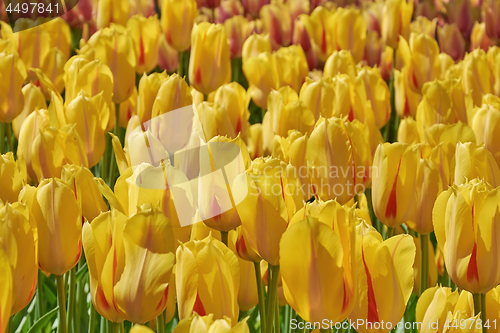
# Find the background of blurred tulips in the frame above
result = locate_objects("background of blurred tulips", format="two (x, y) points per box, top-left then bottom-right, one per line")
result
(1, 0), (500, 333)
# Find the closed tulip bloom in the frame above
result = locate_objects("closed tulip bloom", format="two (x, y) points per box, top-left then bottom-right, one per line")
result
(61, 165), (108, 222)
(241, 33), (271, 64)
(224, 16), (249, 59)
(242, 0), (269, 18)
(274, 45), (308, 93)
(329, 74), (366, 122)
(9, 21), (50, 70)
(445, 0), (478, 38)
(483, 0), (500, 41)
(234, 226), (261, 263)
(83, 25), (137, 104)
(189, 22), (231, 95)
(282, 199), (356, 323)
(299, 7), (333, 65)
(0, 52), (27, 123)
(96, 0), (130, 29)
(349, 222), (415, 332)
(433, 179), (500, 294)
(372, 143), (419, 228)
(12, 83), (47, 140)
(470, 22), (494, 52)
(157, 34), (179, 73)
(248, 123), (264, 159)
(394, 67), (422, 118)
(381, 0), (413, 49)
(438, 23), (466, 61)
(31, 125), (87, 181)
(485, 286), (500, 328)
(161, 0), (197, 52)
(151, 73), (192, 119)
(356, 67), (391, 129)
(299, 77), (334, 121)
(397, 117), (420, 145)
(472, 100), (500, 168)
(0, 204), (37, 314)
(214, 82), (250, 141)
(0, 248), (12, 333)
(127, 15), (160, 74)
(173, 314), (250, 333)
(330, 7), (366, 63)
(32, 178), (82, 276)
(243, 51), (280, 108)
(409, 16), (437, 38)
(176, 234), (240, 323)
(137, 72), (168, 124)
(196, 102), (236, 140)
(323, 50), (357, 79)
(406, 159), (442, 235)
(412, 235), (438, 296)
(454, 142), (500, 188)
(260, 3), (292, 51)
(416, 286), (477, 333)
(463, 49), (493, 106)
(0, 153), (27, 205)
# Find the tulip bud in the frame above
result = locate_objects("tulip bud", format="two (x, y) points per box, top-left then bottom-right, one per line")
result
(241, 33), (271, 64)
(96, 0), (130, 29)
(463, 49), (494, 106)
(12, 84), (46, 140)
(127, 15), (161, 74)
(189, 22), (231, 95)
(0, 203), (37, 314)
(260, 3), (292, 51)
(397, 117), (420, 145)
(323, 50), (357, 79)
(274, 45), (309, 93)
(381, 0), (414, 49)
(243, 51), (279, 108)
(445, 0), (479, 38)
(472, 100), (500, 169)
(242, 0), (270, 18)
(349, 222), (415, 332)
(33, 178), (82, 276)
(224, 15), (249, 59)
(437, 23), (466, 62)
(176, 234), (240, 323)
(196, 102), (237, 141)
(331, 7), (366, 63)
(299, 77), (334, 121)
(283, 199), (356, 323)
(356, 67), (391, 129)
(433, 179), (500, 294)
(151, 73), (192, 119)
(161, 0), (198, 52)
(470, 22), (494, 52)
(454, 142), (500, 188)
(330, 74), (366, 122)
(157, 34), (179, 73)
(0, 52), (27, 123)
(214, 82), (250, 141)
(394, 67), (422, 118)
(0, 153), (27, 205)
(483, 0), (500, 41)
(410, 16), (437, 38)
(372, 143), (419, 227)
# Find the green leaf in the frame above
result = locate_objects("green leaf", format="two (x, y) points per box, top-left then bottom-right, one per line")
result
(76, 262), (88, 283)
(26, 306), (59, 333)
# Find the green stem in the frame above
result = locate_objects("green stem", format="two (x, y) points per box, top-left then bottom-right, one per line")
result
(36, 270), (44, 319)
(111, 322), (120, 333)
(275, 302), (280, 333)
(67, 268), (76, 333)
(203, 94), (208, 101)
(442, 264), (450, 288)
(473, 293), (482, 319)
(387, 227), (396, 239)
(108, 104), (120, 187)
(0, 122), (5, 154)
(254, 262), (267, 333)
(7, 317), (11, 333)
(6, 123), (12, 152)
(178, 51), (185, 78)
(157, 311), (165, 333)
(56, 275), (68, 333)
(420, 234), (429, 295)
(221, 231), (229, 247)
(265, 265), (280, 333)
(481, 294), (487, 333)
(89, 304), (96, 333)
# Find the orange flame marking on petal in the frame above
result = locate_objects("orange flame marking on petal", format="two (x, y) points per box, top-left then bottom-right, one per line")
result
(362, 242), (379, 323)
(467, 204), (479, 283)
(385, 157), (402, 219)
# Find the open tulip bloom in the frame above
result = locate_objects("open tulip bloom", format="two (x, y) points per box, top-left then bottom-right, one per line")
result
(2, 1), (500, 333)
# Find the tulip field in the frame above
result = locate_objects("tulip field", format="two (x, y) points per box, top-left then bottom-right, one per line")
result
(2, 0), (500, 332)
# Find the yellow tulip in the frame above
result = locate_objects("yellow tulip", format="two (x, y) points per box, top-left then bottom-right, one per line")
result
(397, 117), (420, 145)
(82, 24), (137, 104)
(137, 71), (169, 124)
(9, 21), (50, 70)
(381, 0), (413, 49)
(485, 286), (500, 330)
(410, 16), (437, 38)
(416, 286), (477, 333)
(0, 152), (27, 205)
(241, 33), (271, 64)
(173, 314), (249, 333)
(31, 125), (89, 181)
(0, 52), (27, 123)
(243, 51), (280, 108)
(349, 222), (415, 332)
(161, 0), (197, 52)
(176, 234), (239, 323)
(274, 45), (309, 93)
(61, 164), (108, 223)
(406, 158), (442, 235)
(260, 3), (292, 51)
(372, 143), (419, 227)
(157, 34), (179, 73)
(17, 109), (51, 182)
(412, 236), (438, 296)
(356, 67), (391, 129)
(394, 67), (422, 118)
(96, 0), (130, 29)
(0, 203), (37, 314)
(196, 102), (237, 141)
(12, 83), (47, 140)
(472, 98), (500, 169)
(454, 142), (500, 188)
(151, 73), (193, 119)
(437, 23), (466, 61)
(234, 225), (261, 263)
(130, 325), (155, 333)
(433, 179), (500, 294)
(282, 199), (356, 323)
(299, 77), (334, 121)
(127, 15), (160, 74)
(225, 15), (249, 59)
(330, 7), (366, 63)
(307, 117), (371, 204)
(471, 22), (493, 52)
(32, 178), (82, 276)
(323, 50), (357, 79)
(189, 22), (231, 95)
(463, 49), (493, 106)
(0, 248), (12, 333)
(214, 82), (250, 141)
